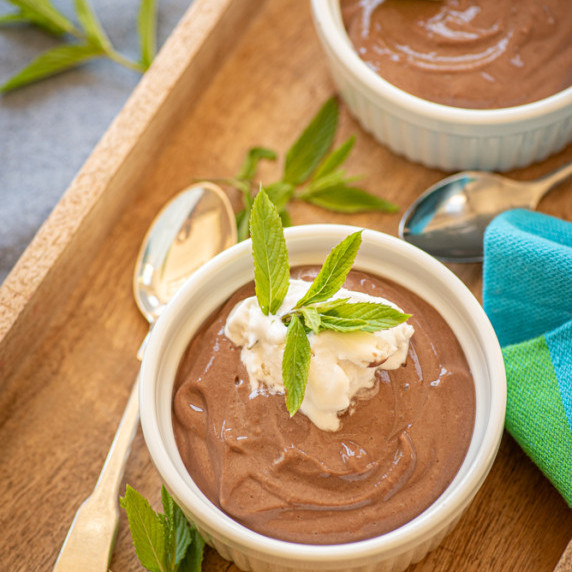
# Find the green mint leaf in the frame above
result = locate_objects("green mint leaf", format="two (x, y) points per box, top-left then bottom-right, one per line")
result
(138, 0), (157, 69)
(301, 184), (399, 213)
(236, 207), (251, 242)
(303, 170), (359, 194)
(237, 147), (277, 180)
(0, 11), (29, 25)
(120, 485), (169, 572)
(232, 178), (252, 199)
(308, 297), (350, 311)
(250, 188), (290, 315)
(264, 181), (294, 212)
(161, 486), (177, 568)
(173, 509), (193, 567)
(161, 486), (192, 568)
(312, 136), (356, 180)
(161, 486), (192, 567)
(318, 314), (374, 333)
(283, 97), (338, 185)
(74, 0), (111, 51)
(316, 301), (410, 333)
(7, 0), (75, 35)
(294, 231), (362, 308)
(299, 306), (321, 334)
(0, 43), (104, 93)
(177, 527), (205, 572)
(283, 314), (312, 416)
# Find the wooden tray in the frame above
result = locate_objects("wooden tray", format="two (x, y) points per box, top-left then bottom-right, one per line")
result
(1, 0), (571, 569)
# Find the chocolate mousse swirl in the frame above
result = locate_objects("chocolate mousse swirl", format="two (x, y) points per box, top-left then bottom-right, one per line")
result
(172, 268), (475, 544)
(341, 0), (572, 109)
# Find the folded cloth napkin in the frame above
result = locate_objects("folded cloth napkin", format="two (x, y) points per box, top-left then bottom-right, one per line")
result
(483, 209), (572, 506)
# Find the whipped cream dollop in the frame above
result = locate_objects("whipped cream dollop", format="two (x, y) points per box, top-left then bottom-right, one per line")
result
(224, 279), (414, 431)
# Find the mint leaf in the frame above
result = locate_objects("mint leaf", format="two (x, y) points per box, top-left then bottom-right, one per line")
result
(294, 231), (362, 308)
(264, 181), (295, 211)
(283, 315), (312, 416)
(283, 97), (338, 185)
(120, 485), (168, 572)
(122, 485), (204, 572)
(302, 185), (399, 213)
(161, 487), (176, 568)
(299, 306), (321, 334)
(250, 189), (290, 315)
(231, 177), (252, 199)
(6, 0), (75, 35)
(178, 527), (205, 572)
(316, 301), (410, 333)
(237, 147), (277, 180)
(161, 486), (192, 568)
(236, 207), (251, 243)
(138, 0), (157, 68)
(312, 136), (356, 180)
(0, 12), (30, 25)
(304, 170), (357, 194)
(0, 43), (104, 93)
(74, 0), (111, 51)
(172, 501), (193, 566)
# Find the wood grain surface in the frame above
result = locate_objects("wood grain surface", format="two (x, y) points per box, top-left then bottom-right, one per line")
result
(1, 0), (571, 570)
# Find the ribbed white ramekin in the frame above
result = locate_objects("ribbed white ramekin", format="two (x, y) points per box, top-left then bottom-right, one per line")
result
(310, 0), (572, 172)
(140, 225), (506, 572)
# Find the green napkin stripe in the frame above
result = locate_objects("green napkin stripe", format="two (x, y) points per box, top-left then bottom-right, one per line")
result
(546, 320), (572, 435)
(503, 334), (572, 507)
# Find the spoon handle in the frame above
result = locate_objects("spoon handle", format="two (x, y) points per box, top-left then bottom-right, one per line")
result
(534, 161), (572, 199)
(53, 374), (140, 571)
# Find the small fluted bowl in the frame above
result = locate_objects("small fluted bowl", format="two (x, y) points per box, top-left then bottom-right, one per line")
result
(310, 0), (572, 172)
(140, 224), (506, 572)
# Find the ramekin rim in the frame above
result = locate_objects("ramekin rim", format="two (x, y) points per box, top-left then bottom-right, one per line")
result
(310, 0), (572, 125)
(140, 224), (507, 564)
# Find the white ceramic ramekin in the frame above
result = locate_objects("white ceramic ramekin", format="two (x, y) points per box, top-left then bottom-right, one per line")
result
(140, 225), (506, 572)
(310, 0), (572, 172)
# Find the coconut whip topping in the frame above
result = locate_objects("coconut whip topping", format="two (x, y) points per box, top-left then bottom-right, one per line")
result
(224, 279), (414, 431)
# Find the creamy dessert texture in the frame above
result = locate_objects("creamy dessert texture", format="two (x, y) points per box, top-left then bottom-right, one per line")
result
(172, 267), (475, 544)
(341, 0), (572, 109)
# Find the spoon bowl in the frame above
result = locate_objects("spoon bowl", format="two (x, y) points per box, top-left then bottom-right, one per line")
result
(399, 162), (572, 262)
(134, 182), (236, 323)
(54, 181), (236, 571)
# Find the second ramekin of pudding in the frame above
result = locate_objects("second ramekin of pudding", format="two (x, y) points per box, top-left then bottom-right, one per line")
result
(139, 224), (506, 572)
(310, 0), (572, 172)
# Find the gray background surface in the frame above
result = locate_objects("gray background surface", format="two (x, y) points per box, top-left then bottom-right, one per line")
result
(0, 0), (190, 283)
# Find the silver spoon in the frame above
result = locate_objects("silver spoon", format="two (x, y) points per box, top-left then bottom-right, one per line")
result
(53, 181), (237, 571)
(398, 162), (572, 262)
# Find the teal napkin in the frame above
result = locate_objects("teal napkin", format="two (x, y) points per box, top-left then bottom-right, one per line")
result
(483, 209), (572, 507)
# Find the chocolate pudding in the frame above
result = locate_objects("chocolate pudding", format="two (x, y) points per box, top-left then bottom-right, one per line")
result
(172, 267), (475, 544)
(341, 0), (572, 109)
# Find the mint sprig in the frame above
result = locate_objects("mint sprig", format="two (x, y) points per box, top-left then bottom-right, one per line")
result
(225, 97), (398, 242)
(121, 485), (204, 572)
(249, 187), (411, 417)
(0, 0), (157, 93)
